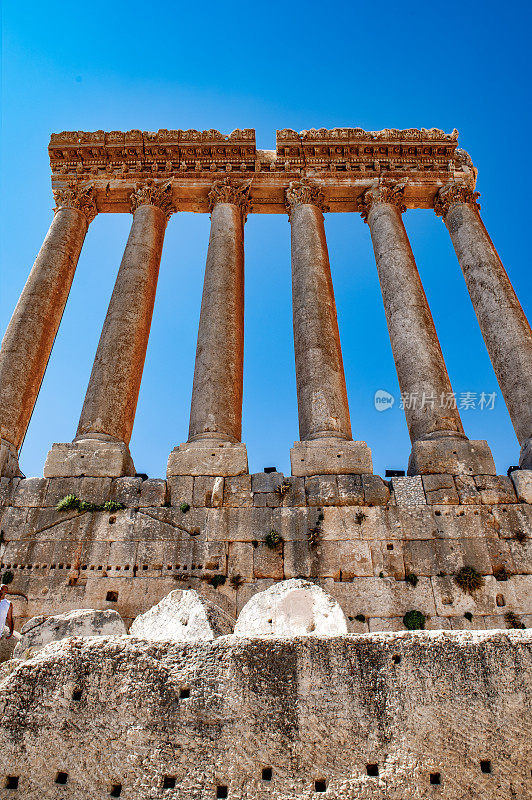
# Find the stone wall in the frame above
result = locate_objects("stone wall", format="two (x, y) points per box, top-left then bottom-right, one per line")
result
(0, 630), (530, 798)
(1, 471), (531, 633)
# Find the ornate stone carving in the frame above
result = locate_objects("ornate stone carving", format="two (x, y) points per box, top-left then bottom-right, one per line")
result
(53, 183), (97, 223)
(207, 178), (252, 217)
(285, 180), (329, 217)
(434, 183), (481, 217)
(360, 180), (407, 222)
(130, 181), (175, 219)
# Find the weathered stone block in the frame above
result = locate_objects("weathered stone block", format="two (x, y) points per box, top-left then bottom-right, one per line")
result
(11, 478), (48, 508)
(129, 589), (233, 641)
(424, 484), (460, 505)
(305, 475), (338, 506)
(252, 492), (281, 508)
(14, 608), (126, 657)
(139, 478), (167, 507)
(454, 474), (481, 504)
(422, 473), (455, 492)
(193, 476), (218, 508)
(80, 477), (112, 504)
(0, 477), (16, 507)
(392, 476), (426, 507)
(317, 540), (373, 581)
(251, 472), (284, 493)
(369, 540), (405, 579)
(0, 631), (21, 663)
(167, 441), (248, 477)
(280, 476), (306, 507)
(223, 475), (253, 507)
(408, 438), (496, 476)
(337, 474), (364, 506)
(283, 540), (313, 579)
(253, 542), (283, 579)
(290, 439), (373, 477)
(234, 579), (348, 637)
(44, 477), (83, 507)
(167, 475), (194, 508)
(44, 440), (135, 478)
(228, 542), (254, 578)
(362, 475), (390, 506)
(510, 469), (532, 504)
(110, 477), (142, 507)
(324, 575), (437, 618)
(475, 475), (517, 504)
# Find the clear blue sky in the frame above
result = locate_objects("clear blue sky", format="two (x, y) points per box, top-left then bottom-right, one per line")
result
(1, 1), (530, 479)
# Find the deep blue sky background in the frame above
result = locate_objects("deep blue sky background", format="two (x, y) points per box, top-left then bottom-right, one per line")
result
(1, 1), (531, 479)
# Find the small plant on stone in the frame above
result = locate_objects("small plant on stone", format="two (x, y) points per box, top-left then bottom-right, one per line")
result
(179, 502), (190, 514)
(505, 611), (526, 629)
(455, 565), (484, 594)
(1, 570), (13, 585)
(513, 530), (528, 544)
(354, 614), (366, 623)
(403, 610), (426, 630)
(307, 510), (324, 549)
(405, 573), (419, 588)
(229, 574), (244, 590)
(354, 511), (367, 525)
(264, 530), (283, 550)
(56, 494), (81, 512)
(464, 612), (473, 622)
(78, 499), (101, 512)
(103, 500), (125, 513)
(276, 480), (291, 497)
(208, 574), (226, 589)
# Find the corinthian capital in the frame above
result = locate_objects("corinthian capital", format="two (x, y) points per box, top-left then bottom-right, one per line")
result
(130, 181), (175, 220)
(53, 183), (97, 224)
(360, 180), (407, 222)
(285, 180), (329, 218)
(434, 183), (480, 217)
(207, 178), (252, 217)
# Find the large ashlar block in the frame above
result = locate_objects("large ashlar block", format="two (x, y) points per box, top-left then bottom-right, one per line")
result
(0, 438), (22, 478)
(510, 469), (532, 504)
(408, 437), (496, 476)
(129, 589), (234, 641)
(14, 608), (126, 658)
(44, 439), (135, 478)
(167, 441), (248, 477)
(233, 578), (348, 637)
(290, 439), (372, 477)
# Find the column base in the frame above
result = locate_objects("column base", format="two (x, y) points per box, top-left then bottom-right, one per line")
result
(167, 440), (248, 477)
(519, 438), (532, 470)
(44, 438), (135, 478)
(290, 439), (373, 477)
(0, 438), (23, 478)
(408, 437), (496, 476)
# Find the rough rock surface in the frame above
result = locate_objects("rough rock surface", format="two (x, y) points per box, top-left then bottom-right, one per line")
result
(0, 630), (21, 663)
(129, 589), (234, 641)
(0, 630), (529, 799)
(234, 578), (348, 636)
(13, 608), (126, 657)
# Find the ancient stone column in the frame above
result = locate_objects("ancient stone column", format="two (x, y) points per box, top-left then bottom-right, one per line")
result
(44, 182), (173, 478)
(286, 181), (372, 476)
(167, 178), (250, 477)
(0, 184), (96, 477)
(436, 183), (532, 468)
(363, 180), (495, 476)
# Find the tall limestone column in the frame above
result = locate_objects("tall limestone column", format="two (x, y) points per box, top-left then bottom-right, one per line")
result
(0, 184), (96, 477)
(363, 180), (495, 476)
(436, 183), (532, 468)
(286, 181), (372, 476)
(44, 182), (173, 478)
(167, 178), (250, 477)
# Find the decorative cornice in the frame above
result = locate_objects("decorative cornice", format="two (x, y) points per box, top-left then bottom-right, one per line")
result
(285, 180), (329, 218)
(130, 181), (175, 219)
(360, 180), (407, 222)
(207, 178), (252, 217)
(53, 183), (97, 223)
(433, 183), (480, 217)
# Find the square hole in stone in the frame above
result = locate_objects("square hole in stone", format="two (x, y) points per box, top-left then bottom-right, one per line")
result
(314, 779), (326, 792)
(262, 768), (272, 781)
(216, 786), (228, 798)
(430, 773), (441, 785)
(179, 688), (190, 699)
(72, 689), (82, 701)
(5, 776), (19, 789)
(110, 785), (122, 797)
(480, 760), (491, 774)
(366, 764), (379, 777)
(55, 772), (68, 784)
(163, 776), (176, 789)
(106, 591), (118, 602)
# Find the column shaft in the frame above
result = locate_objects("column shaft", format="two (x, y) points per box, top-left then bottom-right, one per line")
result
(0, 193), (93, 476)
(76, 203), (166, 444)
(188, 202), (245, 443)
(290, 202), (352, 441)
(441, 194), (532, 465)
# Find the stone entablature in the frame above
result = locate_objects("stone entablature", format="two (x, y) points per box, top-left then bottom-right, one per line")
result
(47, 127), (472, 214)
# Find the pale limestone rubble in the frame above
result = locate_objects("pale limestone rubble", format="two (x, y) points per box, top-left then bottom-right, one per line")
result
(13, 608), (126, 658)
(129, 589), (234, 641)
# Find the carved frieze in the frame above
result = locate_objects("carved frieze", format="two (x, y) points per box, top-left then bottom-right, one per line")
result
(360, 180), (407, 222)
(130, 181), (175, 219)
(285, 180), (329, 218)
(53, 183), (97, 223)
(434, 183), (481, 217)
(207, 178), (252, 216)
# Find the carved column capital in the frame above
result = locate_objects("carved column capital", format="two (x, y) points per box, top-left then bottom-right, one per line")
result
(53, 183), (97, 224)
(285, 180), (329, 218)
(130, 181), (175, 220)
(360, 180), (407, 223)
(434, 183), (480, 217)
(208, 178), (252, 218)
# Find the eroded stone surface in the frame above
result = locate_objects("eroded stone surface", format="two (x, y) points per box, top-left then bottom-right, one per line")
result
(13, 608), (126, 657)
(511, 470), (532, 504)
(129, 589), (234, 641)
(233, 578), (348, 636)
